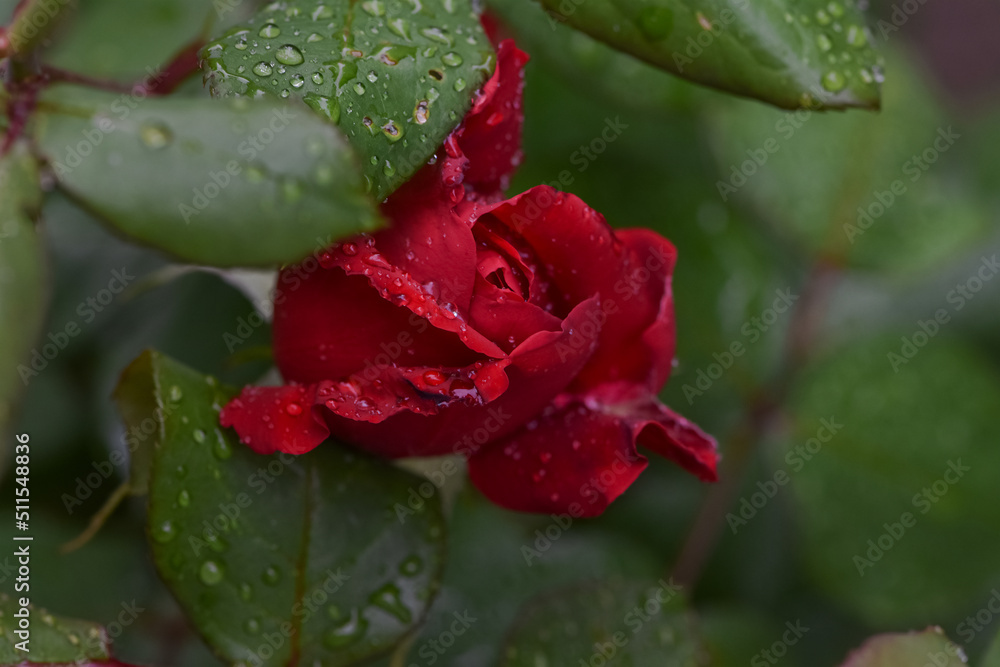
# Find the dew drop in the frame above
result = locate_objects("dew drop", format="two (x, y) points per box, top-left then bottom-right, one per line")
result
(262, 565), (281, 585)
(441, 51), (463, 67)
(324, 610), (368, 648)
(423, 370), (446, 386)
(239, 583), (254, 601)
(399, 555), (423, 576)
(213, 433), (233, 460)
(199, 560), (224, 585)
(192, 429), (206, 444)
(369, 583), (412, 623)
(177, 489), (191, 507)
(815, 9), (831, 25)
(253, 61), (273, 77)
(382, 160), (396, 177)
(259, 23), (281, 38)
(354, 82), (366, 95)
(275, 44), (304, 66)
(152, 520), (177, 543)
(816, 34), (833, 52)
(304, 93), (341, 123)
(821, 70), (846, 92)
(169, 385), (183, 402)
(311, 71), (325, 85)
(453, 77), (466, 92)
(290, 73), (306, 88)
(244, 618), (260, 634)
(285, 402), (303, 416)
(139, 122), (173, 150)
(846, 24), (867, 48)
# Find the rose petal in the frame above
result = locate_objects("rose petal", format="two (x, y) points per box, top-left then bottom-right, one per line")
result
(455, 40), (529, 199)
(469, 275), (562, 352)
(467, 398), (648, 516)
(220, 384), (331, 455)
(489, 186), (678, 391)
(273, 266), (480, 384)
(468, 390), (718, 515)
(327, 296), (602, 458)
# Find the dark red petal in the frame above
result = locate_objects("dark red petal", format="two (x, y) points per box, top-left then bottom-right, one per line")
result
(328, 296), (602, 458)
(489, 186), (678, 391)
(378, 166), (479, 314)
(220, 384), (330, 456)
(273, 266), (479, 384)
(324, 235), (506, 359)
(469, 275), (562, 352)
(455, 40), (529, 198)
(467, 398), (648, 516)
(468, 390), (718, 515)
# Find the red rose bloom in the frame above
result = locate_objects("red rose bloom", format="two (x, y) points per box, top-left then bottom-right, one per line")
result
(221, 39), (718, 516)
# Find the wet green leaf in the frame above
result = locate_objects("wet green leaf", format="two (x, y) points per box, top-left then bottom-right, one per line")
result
(704, 52), (988, 276)
(498, 579), (707, 666)
(0, 593), (113, 664)
(536, 0), (881, 110)
(32, 90), (381, 267)
(123, 350), (446, 666)
(203, 0), (496, 200)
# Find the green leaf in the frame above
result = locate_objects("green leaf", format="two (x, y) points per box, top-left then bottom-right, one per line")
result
(0, 142), (47, 441)
(497, 580), (707, 666)
(839, 628), (965, 666)
(203, 0), (496, 200)
(32, 89), (382, 267)
(983, 629), (1000, 667)
(487, 0), (697, 115)
(535, 0), (881, 110)
(0, 593), (113, 664)
(786, 336), (1000, 625)
(126, 350), (446, 666)
(704, 50), (988, 276)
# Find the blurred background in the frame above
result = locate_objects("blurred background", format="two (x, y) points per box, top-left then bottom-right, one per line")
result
(2, 0), (1000, 664)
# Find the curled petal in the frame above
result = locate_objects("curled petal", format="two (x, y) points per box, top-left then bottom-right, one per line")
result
(468, 391), (718, 515)
(488, 186), (678, 391)
(273, 267), (479, 384)
(455, 40), (529, 199)
(328, 296), (602, 458)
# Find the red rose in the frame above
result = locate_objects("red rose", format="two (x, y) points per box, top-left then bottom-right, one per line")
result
(221, 40), (718, 516)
